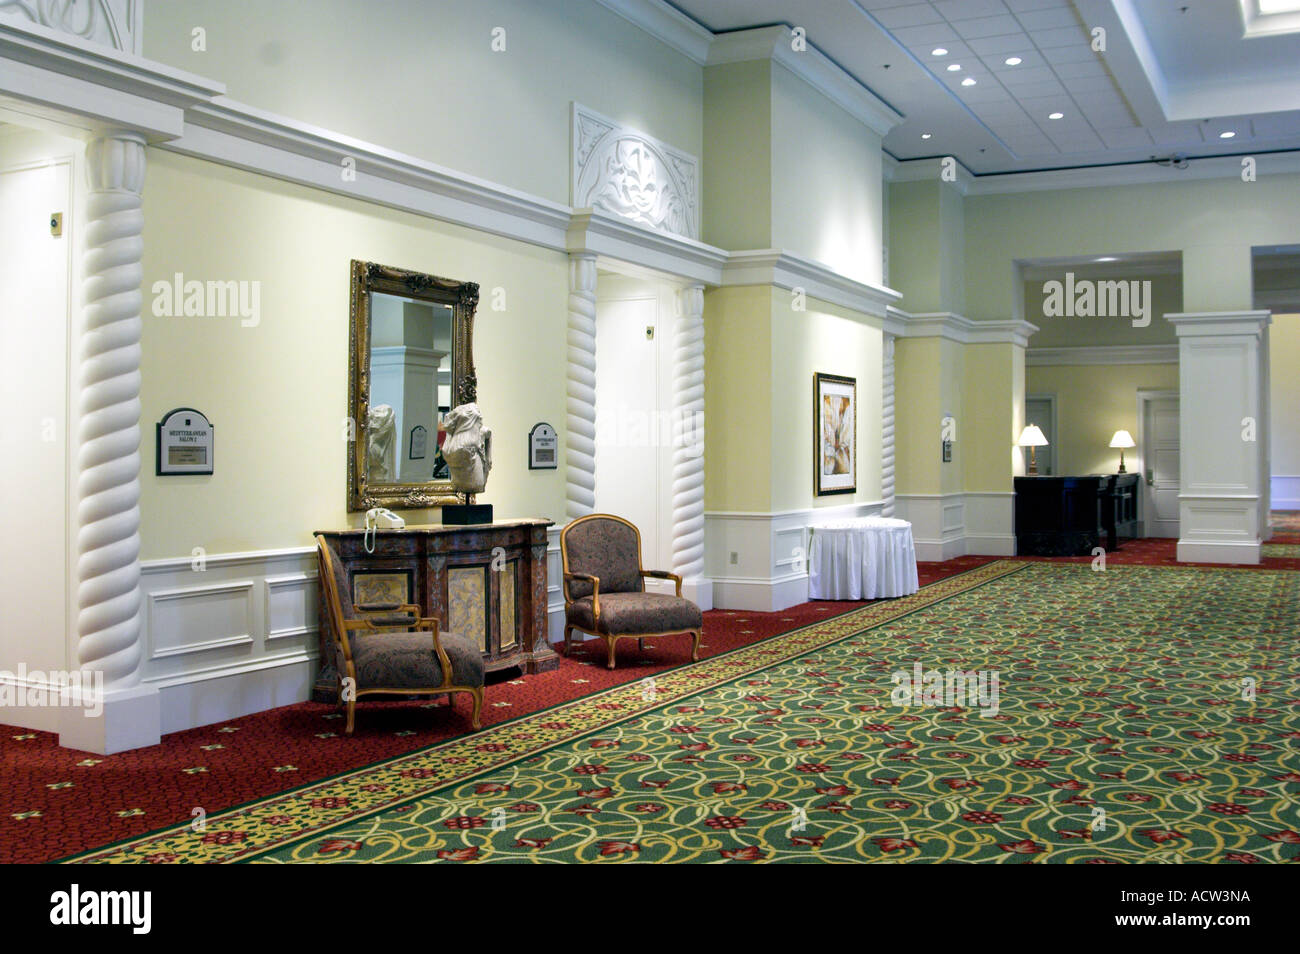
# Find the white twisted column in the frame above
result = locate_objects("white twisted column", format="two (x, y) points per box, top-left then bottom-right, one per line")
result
(63, 133), (159, 754)
(881, 333), (896, 517)
(671, 285), (711, 609)
(566, 254), (597, 520)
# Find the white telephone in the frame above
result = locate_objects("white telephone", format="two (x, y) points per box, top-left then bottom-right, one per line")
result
(363, 507), (405, 553)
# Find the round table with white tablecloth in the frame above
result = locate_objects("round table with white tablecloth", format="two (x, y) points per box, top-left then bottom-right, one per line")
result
(807, 517), (919, 600)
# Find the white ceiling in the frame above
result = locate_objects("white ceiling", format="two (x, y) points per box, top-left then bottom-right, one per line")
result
(668, 0), (1300, 175)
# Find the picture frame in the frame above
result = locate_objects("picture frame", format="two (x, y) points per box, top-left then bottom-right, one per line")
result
(814, 372), (856, 496)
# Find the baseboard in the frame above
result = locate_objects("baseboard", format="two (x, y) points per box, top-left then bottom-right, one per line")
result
(705, 501), (882, 611)
(964, 533), (1017, 556)
(1270, 475), (1300, 511)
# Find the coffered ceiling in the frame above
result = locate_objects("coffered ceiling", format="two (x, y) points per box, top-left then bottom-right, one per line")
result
(667, 0), (1300, 175)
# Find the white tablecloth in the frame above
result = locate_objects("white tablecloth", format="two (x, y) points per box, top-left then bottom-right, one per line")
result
(808, 517), (919, 600)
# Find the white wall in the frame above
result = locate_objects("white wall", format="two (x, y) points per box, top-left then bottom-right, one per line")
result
(0, 127), (81, 730)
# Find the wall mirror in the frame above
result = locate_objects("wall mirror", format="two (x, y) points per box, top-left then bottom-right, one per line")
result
(347, 260), (479, 511)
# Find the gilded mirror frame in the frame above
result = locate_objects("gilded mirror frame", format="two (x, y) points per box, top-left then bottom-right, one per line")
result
(347, 259), (479, 511)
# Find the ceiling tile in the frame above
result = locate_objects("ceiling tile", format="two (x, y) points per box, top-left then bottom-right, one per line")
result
(873, 3), (945, 29)
(1003, 0), (1072, 12)
(1012, 7), (1081, 31)
(952, 15), (1024, 38)
(1097, 128), (1155, 148)
(1030, 25), (1090, 48)
(998, 65), (1059, 87)
(932, 0), (1010, 19)
(890, 22), (962, 45)
(1056, 74), (1118, 93)
(982, 49), (1046, 70)
(1038, 42), (1104, 65)
(966, 32), (1034, 55)
(1050, 59), (1108, 79)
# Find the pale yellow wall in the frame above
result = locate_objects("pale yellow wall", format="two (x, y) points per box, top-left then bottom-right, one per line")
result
(963, 175), (1300, 320)
(770, 63), (884, 285)
(938, 337), (965, 495)
(144, 0), (703, 206)
(962, 343), (1019, 492)
(703, 284), (772, 512)
(139, 149), (568, 559)
(1270, 313), (1300, 478)
(702, 60), (771, 252)
(886, 182), (943, 313)
(770, 294), (883, 510)
(894, 336), (942, 495)
(1025, 362), (1179, 475)
(1023, 272), (1182, 347)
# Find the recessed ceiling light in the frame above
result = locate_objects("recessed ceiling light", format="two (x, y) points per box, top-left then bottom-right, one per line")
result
(1049, 112), (1064, 119)
(921, 133), (932, 139)
(932, 47), (948, 56)
(947, 63), (961, 71)
(1096, 256), (1118, 262)
(961, 77), (976, 86)
(1005, 56), (1022, 66)
(1220, 131), (1236, 138)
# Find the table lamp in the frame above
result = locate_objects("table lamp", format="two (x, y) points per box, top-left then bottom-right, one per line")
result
(1109, 429), (1135, 473)
(1018, 425), (1049, 476)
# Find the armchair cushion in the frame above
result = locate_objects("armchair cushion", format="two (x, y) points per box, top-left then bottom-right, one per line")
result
(564, 517), (643, 597)
(569, 592), (703, 636)
(347, 630), (484, 690)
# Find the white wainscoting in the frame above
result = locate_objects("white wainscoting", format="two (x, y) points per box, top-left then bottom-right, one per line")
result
(139, 547), (319, 734)
(894, 494), (966, 561)
(895, 492), (1017, 560)
(705, 501), (884, 612)
(1272, 475), (1300, 511)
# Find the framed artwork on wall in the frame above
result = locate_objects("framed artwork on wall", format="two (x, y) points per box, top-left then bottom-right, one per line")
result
(814, 372), (856, 496)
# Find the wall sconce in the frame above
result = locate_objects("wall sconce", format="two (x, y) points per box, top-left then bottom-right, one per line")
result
(1109, 429), (1135, 473)
(1018, 425), (1049, 476)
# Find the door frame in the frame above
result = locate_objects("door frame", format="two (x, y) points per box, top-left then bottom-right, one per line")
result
(1024, 393), (1058, 477)
(1135, 388), (1179, 538)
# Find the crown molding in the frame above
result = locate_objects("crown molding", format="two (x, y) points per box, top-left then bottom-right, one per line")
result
(707, 25), (902, 138)
(885, 155), (973, 195)
(897, 311), (1039, 348)
(722, 248), (901, 319)
(568, 208), (727, 285)
(172, 97), (574, 251)
(1026, 344), (1179, 366)
(590, 0), (712, 64)
(0, 19), (223, 139)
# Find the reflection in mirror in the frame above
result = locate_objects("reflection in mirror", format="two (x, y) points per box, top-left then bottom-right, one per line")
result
(347, 260), (478, 512)
(367, 292), (454, 486)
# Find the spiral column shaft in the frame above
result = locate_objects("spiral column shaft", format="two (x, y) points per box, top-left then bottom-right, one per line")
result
(566, 254), (598, 520)
(76, 134), (146, 690)
(881, 333), (896, 517)
(671, 284), (705, 581)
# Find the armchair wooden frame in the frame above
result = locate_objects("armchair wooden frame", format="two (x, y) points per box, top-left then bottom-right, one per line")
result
(315, 535), (483, 733)
(559, 513), (702, 670)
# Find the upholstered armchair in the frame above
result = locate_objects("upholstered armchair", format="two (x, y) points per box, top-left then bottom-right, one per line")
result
(560, 514), (703, 670)
(315, 534), (484, 734)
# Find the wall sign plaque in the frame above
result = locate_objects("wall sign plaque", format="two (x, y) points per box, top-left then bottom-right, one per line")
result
(409, 425), (428, 461)
(156, 407), (214, 475)
(528, 422), (558, 470)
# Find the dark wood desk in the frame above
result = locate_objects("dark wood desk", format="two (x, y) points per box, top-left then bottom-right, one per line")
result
(313, 519), (556, 702)
(1015, 475), (1141, 556)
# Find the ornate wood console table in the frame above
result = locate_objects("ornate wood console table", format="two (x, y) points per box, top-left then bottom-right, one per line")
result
(313, 518), (556, 702)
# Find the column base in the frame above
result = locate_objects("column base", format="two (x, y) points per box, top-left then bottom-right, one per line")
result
(59, 683), (161, 755)
(1176, 539), (1262, 565)
(681, 577), (714, 611)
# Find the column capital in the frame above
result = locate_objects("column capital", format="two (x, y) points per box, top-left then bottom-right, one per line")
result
(1166, 310), (1271, 337)
(85, 132), (147, 194)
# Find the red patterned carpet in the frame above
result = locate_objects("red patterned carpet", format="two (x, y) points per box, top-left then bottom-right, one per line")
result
(2, 541), (1295, 864)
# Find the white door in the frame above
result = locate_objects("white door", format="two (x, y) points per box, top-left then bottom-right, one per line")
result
(0, 159), (72, 702)
(594, 296), (662, 565)
(1142, 396), (1180, 537)
(1025, 395), (1056, 475)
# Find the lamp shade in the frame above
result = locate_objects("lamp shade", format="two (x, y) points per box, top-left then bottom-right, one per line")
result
(1109, 429), (1136, 449)
(1018, 425), (1049, 447)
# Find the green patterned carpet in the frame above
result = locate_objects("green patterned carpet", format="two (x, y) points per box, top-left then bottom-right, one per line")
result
(72, 561), (1300, 864)
(1264, 543), (1300, 559)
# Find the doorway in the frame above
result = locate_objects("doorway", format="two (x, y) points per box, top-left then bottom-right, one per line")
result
(1137, 390), (1180, 538)
(1025, 394), (1057, 476)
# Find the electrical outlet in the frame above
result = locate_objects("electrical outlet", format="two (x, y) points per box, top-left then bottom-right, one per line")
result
(729, 551), (738, 565)
(645, 326), (655, 340)
(50, 212), (63, 237)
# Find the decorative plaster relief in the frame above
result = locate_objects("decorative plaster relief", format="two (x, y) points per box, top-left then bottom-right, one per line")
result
(572, 103), (698, 240)
(0, 0), (141, 54)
